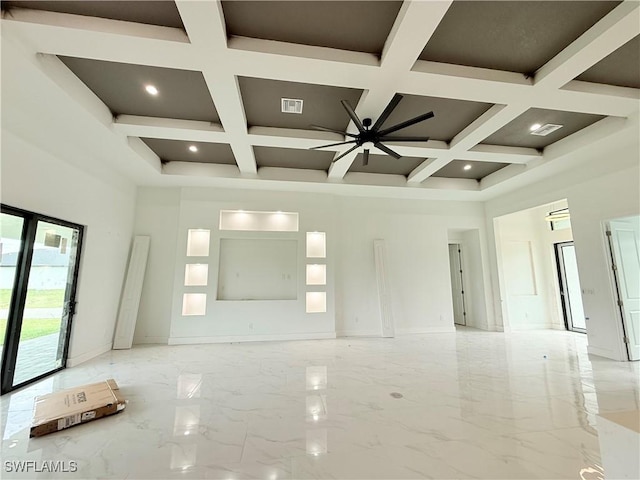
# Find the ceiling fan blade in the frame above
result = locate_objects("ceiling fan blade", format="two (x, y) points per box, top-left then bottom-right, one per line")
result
(377, 111), (434, 137)
(310, 140), (357, 150)
(372, 93), (403, 131)
(340, 100), (365, 133)
(332, 144), (360, 163)
(363, 149), (370, 166)
(374, 142), (401, 159)
(379, 136), (430, 142)
(310, 125), (358, 138)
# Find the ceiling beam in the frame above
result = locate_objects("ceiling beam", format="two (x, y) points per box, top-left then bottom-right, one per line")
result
(407, 158), (453, 184)
(328, 0), (454, 180)
(534, 1), (640, 90)
(175, 0), (258, 175)
(114, 115), (227, 143)
(327, 147), (361, 180)
(1, 8), (194, 69)
(449, 104), (527, 152)
(380, 1), (453, 71)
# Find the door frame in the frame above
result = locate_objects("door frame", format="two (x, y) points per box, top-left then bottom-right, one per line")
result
(604, 221), (637, 361)
(554, 241), (586, 334)
(448, 243), (467, 326)
(0, 204), (84, 394)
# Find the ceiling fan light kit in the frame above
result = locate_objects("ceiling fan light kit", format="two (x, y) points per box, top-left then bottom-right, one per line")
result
(310, 93), (434, 165)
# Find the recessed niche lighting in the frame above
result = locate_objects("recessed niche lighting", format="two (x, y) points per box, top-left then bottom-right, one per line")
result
(188, 145), (198, 153)
(463, 164), (472, 171)
(145, 84), (159, 96)
(529, 123), (541, 131)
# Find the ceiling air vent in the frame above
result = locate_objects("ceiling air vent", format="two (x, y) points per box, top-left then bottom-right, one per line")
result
(530, 123), (563, 136)
(281, 98), (303, 114)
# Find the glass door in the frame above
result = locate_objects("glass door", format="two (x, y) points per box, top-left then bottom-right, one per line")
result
(555, 242), (586, 333)
(0, 206), (83, 393)
(0, 213), (25, 372)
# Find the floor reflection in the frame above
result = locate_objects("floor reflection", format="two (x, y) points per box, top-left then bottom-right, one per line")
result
(0, 330), (636, 479)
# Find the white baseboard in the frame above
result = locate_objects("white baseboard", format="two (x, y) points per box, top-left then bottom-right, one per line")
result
(132, 336), (168, 345)
(168, 332), (336, 345)
(588, 345), (623, 361)
(67, 342), (112, 367)
(465, 324), (498, 332)
(336, 330), (382, 337)
(395, 326), (456, 335)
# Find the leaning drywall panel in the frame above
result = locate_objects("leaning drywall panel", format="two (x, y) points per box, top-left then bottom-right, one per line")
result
(113, 236), (150, 349)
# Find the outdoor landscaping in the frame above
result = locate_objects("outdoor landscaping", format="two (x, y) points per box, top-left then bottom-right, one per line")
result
(0, 288), (65, 344)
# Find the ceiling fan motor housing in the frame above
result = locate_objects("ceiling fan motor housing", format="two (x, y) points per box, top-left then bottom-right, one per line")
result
(310, 94), (433, 163)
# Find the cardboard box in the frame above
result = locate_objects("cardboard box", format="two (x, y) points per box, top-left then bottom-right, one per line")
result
(30, 379), (126, 437)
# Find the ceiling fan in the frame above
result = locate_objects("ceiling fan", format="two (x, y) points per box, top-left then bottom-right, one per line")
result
(310, 93), (434, 166)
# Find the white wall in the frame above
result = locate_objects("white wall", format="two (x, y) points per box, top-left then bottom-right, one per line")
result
(133, 187), (494, 343)
(333, 197), (490, 335)
(486, 139), (640, 361)
(1, 131), (136, 366)
(132, 188), (180, 344)
(133, 187), (337, 344)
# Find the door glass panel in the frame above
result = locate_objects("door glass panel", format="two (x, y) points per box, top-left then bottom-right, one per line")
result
(562, 244), (586, 331)
(0, 213), (25, 363)
(13, 221), (78, 386)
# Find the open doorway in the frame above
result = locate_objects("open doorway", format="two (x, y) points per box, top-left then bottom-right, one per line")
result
(555, 242), (586, 333)
(448, 244), (466, 326)
(494, 199), (586, 333)
(446, 229), (490, 330)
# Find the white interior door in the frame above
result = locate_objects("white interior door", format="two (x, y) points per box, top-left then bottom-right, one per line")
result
(609, 218), (640, 361)
(448, 244), (466, 326)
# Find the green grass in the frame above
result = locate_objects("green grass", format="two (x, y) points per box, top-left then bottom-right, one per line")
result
(0, 318), (62, 345)
(0, 289), (65, 345)
(0, 289), (65, 309)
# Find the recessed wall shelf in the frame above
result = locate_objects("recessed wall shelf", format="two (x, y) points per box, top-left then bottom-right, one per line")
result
(306, 232), (326, 258)
(306, 264), (326, 285)
(219, 210), (299, 232)
(186, 229), (210, 257)
(184, 264), (209, 286)
(182, 293), (207, 316)
(306, 292), (326, 313)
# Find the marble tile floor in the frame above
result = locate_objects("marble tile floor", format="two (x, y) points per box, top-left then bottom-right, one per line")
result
(1, 329), (638, 479)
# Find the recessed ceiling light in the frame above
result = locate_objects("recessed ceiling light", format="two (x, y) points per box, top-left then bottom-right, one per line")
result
(530, 123), (541, 131)
(188, 145), (198, 152)
(463, 164), (472, 171)
(145, 84), (159, 96)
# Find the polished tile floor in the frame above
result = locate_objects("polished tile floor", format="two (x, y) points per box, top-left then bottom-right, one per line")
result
(1, 329), (638, 479)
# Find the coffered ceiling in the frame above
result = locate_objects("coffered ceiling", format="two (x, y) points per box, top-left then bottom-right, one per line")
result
(1, 0), (638, 197)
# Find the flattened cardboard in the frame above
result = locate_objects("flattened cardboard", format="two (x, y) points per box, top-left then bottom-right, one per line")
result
(30, 379), (126, 437)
